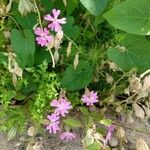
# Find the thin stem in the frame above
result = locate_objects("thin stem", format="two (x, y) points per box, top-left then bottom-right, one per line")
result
(49, 49), (55, 68)
(5, 14), (22, 31)
(64, 34), (80, 51)
(33, 0), (42, 28)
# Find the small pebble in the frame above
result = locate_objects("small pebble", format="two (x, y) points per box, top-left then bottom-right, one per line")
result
(109, 137), (119, 148)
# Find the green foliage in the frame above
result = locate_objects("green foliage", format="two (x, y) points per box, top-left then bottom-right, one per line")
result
(86, 142), (101, 150)
(80, 0), (109, 16)
(28, 62), (60, 121)
(104, 0), (150, 35)
(63, 117), (81, 128)
(107, 34), (150, 72)
(11, 29), (35, 68)
(61, 61), (93, 90)
(63, 16), (80, 40)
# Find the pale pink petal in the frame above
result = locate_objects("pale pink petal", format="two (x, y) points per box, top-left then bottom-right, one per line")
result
(52, 9), (61, 19)
(44, 14), (54, 21)
(57, 18), (67, 24)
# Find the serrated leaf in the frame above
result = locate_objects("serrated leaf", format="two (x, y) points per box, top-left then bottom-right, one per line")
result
(11, 29), (35, 69)
(63, 118), (81, 128)
(80, 0), (109, 16)
(104, 0), (150, 35)
(61, 61), (93, 90)
(107, 35), (150, 73)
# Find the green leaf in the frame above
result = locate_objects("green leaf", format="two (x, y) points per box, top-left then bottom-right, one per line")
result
(99, 119), (112, 126)
(104, 0), (150, 35)
(11, 29), (35, 68)
(15, 13), (37, 29)
(80, 0), (109, 16)
(107, 35), (150, 73)
(86, 142), (101, 150)
(63, 118), (81, 128)
(67, 0), (79, 16)
(63, 16), (80, 40)
(61, 61), (93, 90)
(40, 0), (53, 11)
(0, 52), (7, 64)
(34, 46), (51, 65)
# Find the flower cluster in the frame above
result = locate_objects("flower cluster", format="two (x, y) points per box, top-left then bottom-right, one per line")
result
(46, 97), (76, 141)
(81, 90), (98, 106)
(34, 9), (66, 47)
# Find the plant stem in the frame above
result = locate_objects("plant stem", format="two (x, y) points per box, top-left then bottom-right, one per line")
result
(33, 0), (42, 28)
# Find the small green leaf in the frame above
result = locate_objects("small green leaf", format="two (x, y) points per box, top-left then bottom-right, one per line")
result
(80, 0), (109, 16)
(11, 29), (35, 68)
(61, 61), (93, 90)
(63, 118), (81, 128)
(86, 142), (101, 150)
(104, 0), (150, 35)
(99, 119), (112, 126)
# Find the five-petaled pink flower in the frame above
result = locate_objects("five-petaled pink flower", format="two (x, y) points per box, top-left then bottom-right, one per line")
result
(34, 27), (53, 47)
(50, 98), (72, 117)
(44, 9), (67, 32)
(46, 113), (60, 134)
(60, 132), (76, 141)
(81, 91), (98, 106)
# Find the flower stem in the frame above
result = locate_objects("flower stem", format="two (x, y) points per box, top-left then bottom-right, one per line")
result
(33, 0), (42, 29)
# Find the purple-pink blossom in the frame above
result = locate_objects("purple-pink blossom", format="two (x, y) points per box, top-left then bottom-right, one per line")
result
(81, 91), (98, 106)
(104, 125), (115, 145)
(44, 9), (66, 32)
(34, 27), (53, 47)
(50, 98), (72, 117)
(46, 113), (60, 134)
(60, 132), (76, 141)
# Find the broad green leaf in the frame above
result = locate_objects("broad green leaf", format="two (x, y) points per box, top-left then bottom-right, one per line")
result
(11, 29), (35, 68)
(80, 0), (109, 16)
(107, 35), (150, 72)
(67, 0), (79, 16)
(34, 46), (51, 65)
(63, 118), (81, 128)
(61, 61), (93, 90)
(63, 16), (79, 40)
(104, 0), (150, 35)
(40, 0), (53, 11)
(15, 13), (37, 29)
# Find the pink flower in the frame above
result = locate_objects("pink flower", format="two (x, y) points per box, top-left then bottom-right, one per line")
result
(50, 98), (72, 117)
(60, 132), (76, 141)
(46, 113), (60, 134)
(34, 27), (53, 47)
(81, 91), (98, 106)
(44, 9), (66, 32)
(104, 125), (115, 145)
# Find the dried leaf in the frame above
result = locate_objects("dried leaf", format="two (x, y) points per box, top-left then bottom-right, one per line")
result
(6, 0), (13, 12)
(66, 41), (72, 57)
(116, 127), (125, 138)
(106, 73), (113, 84)
(133, 103), (145, 119)
(63, 0), (67, 6)
(54, 49), (59, 64)
(73, 53), (79, 69)
(7, 127), (17, 141)
(28, 126), (36, 137)
(136, 138), (149, 150)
